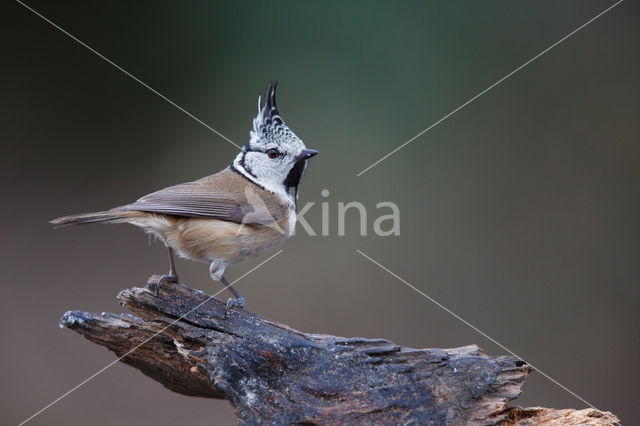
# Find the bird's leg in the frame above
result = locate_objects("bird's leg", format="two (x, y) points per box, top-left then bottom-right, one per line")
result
(151, 247), (179, 296)
(220, 275), (246, 317)
(167, 246), (179, 279)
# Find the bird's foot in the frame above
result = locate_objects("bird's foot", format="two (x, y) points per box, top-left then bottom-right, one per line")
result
(224, 296), (246, 318)
(149, 274), (179, 297)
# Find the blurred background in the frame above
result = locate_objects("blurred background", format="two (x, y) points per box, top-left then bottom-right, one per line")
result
(2, 1), (638, 424)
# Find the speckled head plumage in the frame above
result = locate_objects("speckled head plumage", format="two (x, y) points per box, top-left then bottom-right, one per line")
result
(250, 82), (304, 152)
(232, 82), (318, 201)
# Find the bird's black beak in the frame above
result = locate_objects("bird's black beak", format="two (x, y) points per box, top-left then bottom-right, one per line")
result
(297, 149), (318, 161)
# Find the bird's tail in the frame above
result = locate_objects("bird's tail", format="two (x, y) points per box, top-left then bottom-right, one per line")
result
(50, 209), (137, 228)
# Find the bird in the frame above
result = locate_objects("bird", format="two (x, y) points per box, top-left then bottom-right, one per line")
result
(51, 82), (318, 315)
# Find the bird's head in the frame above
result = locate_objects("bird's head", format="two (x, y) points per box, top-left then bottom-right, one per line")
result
(232, 82), (318, 201)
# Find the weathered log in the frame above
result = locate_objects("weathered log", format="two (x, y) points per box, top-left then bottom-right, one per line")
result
(60, 275), (619, 424)
(500, 406), (619, 425)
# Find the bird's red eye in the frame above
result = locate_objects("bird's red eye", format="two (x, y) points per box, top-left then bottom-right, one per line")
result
(267, 149), (280, 159)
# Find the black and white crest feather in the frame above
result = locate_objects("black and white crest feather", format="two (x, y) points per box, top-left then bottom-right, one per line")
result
(248, 82), (304, 151)
(232, 82), (311, 203)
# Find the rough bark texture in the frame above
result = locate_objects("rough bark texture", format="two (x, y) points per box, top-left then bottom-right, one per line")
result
(500, 407), (620, 425)
(60, 275), (619, 424)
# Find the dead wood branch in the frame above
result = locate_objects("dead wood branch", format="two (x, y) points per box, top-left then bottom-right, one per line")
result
(60, 275), (619, 424)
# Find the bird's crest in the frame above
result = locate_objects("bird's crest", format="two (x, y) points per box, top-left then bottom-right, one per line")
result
(247, 82), (303, 151)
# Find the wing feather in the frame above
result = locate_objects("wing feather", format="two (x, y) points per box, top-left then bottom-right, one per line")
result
(114, 171), (284, 226)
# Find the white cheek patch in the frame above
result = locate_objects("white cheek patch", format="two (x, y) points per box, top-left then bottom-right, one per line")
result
(233, 151), (294, 203)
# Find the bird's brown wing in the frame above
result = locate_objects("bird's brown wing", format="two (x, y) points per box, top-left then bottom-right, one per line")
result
(115, 168), (286, 226)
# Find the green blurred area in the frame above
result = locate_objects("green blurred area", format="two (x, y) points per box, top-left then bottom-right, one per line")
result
(2, 1), (638, 424)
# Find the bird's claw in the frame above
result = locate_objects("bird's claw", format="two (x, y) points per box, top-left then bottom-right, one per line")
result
(149, 274), (179, 297)
(224, 296), (246, 318)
